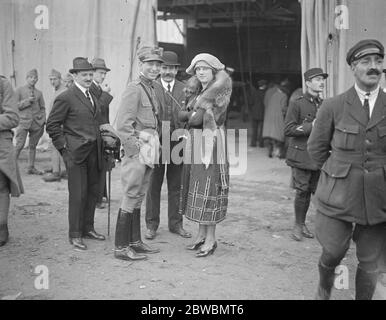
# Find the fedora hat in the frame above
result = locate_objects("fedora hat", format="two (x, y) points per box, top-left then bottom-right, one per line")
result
(91, 58), (111, 72)
(69, 57), (95, 74)
(162, 51), (180, 66)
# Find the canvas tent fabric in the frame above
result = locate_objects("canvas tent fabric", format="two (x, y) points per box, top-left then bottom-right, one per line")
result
(0, 0), (157, 129)
(301, 0), (386, 98)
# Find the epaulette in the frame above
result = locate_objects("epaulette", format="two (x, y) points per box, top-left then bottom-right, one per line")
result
(296, 95), (304, 100)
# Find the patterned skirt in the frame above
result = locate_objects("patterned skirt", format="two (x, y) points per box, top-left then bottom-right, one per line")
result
(179, 128), (229, 224)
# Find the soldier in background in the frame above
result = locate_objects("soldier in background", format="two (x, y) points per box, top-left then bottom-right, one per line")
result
(43, 69), (67, 182)
(284, 68), (328, 241)
(14, 69), (46, 174)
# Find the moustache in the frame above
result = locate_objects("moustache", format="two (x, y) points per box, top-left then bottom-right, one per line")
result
(367, 69), (381, 76)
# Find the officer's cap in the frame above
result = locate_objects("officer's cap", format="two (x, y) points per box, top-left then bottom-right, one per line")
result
(346, 39), (384, 65)
(304, 68), (328, 81)
(137, 46), (164, 63)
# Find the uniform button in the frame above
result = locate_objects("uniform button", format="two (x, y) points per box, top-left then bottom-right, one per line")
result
(364, 169), (369, 173)
(332, 174), (335, 177)
(365, 139), (371, 145)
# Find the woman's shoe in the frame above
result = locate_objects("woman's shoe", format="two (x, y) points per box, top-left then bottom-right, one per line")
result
(196, 241), (217, 258)
(186, 238), (205, 251)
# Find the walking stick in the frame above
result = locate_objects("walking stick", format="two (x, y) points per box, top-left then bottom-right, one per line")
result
(107, 162), (112, 237)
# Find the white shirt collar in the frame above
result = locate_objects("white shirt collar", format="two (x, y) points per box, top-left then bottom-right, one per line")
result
(161, 78), (175, 92)
(74, 81), (89, 95)
(354, 83), (380, 100)
(74, 81), (93, 105)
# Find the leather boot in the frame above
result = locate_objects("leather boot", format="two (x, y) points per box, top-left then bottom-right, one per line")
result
(130, 208), (160, 254)
(114, 208), (147, 261)
(315, 261), (336, 300)
(355, 267), (378, 300)
(0, 224), (9, 247)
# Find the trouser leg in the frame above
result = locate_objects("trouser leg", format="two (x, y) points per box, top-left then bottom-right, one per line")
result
(66, 155), (88, 238)
(83, 145), (101, 233)
(257, 120), (264, 147)
(145, 164), (165, 231)
(50, 141), (61, 173)
(250, 119), (258, 146)
(314, 212), (352, 299)
(353, 223), (386, 300)
(0, 171), (10, 245)
(166, 163), (183, 230)
(28, 125), (44, 168)
(14, 127), (28, 159)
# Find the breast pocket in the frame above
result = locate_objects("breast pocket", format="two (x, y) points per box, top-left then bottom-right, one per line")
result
(334, 123), (360, 151)
(139, 102), (157, 128)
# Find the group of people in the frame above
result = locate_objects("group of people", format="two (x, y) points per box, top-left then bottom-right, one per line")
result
(1, 37), (386, 300)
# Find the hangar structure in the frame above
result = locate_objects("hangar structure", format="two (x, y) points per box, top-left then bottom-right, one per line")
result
(158, 0), (386, 98)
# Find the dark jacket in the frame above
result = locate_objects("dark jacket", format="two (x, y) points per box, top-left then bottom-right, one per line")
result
(247, 85), (265, 120)
(308, 86), (386, 225)
(46, 84), (107, 170)
(89, 82), (113, 124)
(284, 92), (322, 171)
(154, 78), (185, 131)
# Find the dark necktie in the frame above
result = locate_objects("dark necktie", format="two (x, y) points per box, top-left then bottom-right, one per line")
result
(363, 92), (370, 120)
(85, 90), (92, 104)
(167, 83), (171, 93)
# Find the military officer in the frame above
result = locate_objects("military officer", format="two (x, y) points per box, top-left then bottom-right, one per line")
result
(145, 51), (191, 240)
(114, 46), (163, 261)
(308, 39), (386, 300)
(0, 76), (24, 246)
(284, 68), (328, 241)
(15, 69), (46, 174)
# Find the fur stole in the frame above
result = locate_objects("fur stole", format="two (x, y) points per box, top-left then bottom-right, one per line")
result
(187, 70), (232, 131)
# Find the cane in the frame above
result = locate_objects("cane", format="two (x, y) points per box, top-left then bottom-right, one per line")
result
(107, 166), (111, 237)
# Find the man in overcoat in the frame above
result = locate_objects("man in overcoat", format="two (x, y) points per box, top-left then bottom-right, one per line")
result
(285, 68), (328, 241)
(145, 51), (191, 240)
(114, 46), (163, 261)
(47, 57), (110, 250)
(308, 39), (386, 300)
(0, 76), (23, 246)
(15, 69), (46, 174)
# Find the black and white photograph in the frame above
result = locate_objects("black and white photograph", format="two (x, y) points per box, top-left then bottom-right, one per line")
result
(0, 0), (386, 304)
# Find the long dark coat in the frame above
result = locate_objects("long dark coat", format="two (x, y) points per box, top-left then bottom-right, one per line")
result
(0, 77), (23, 196)
(308, 86), (386, 225)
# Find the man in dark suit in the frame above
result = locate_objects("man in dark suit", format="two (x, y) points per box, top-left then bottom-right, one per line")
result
(248, 79), (267, 148)
(284, 68), (328, 242)
(47, 57), (108, 250)
(90, 58), (113, 209)
(144, 51), (191, 240)
(308, 40), (386, 300)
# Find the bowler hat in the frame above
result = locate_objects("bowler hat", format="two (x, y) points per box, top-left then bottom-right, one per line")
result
(161, 51), (180, 66)
(304, 68), (328, 81)
(69, 57), (95, 74)
(91, 58), (111, 72)
(346, 39), (384, 65)
(137, 46), (164, 63)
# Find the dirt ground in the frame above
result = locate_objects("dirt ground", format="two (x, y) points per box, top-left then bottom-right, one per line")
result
(1, 118), (385, 300)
